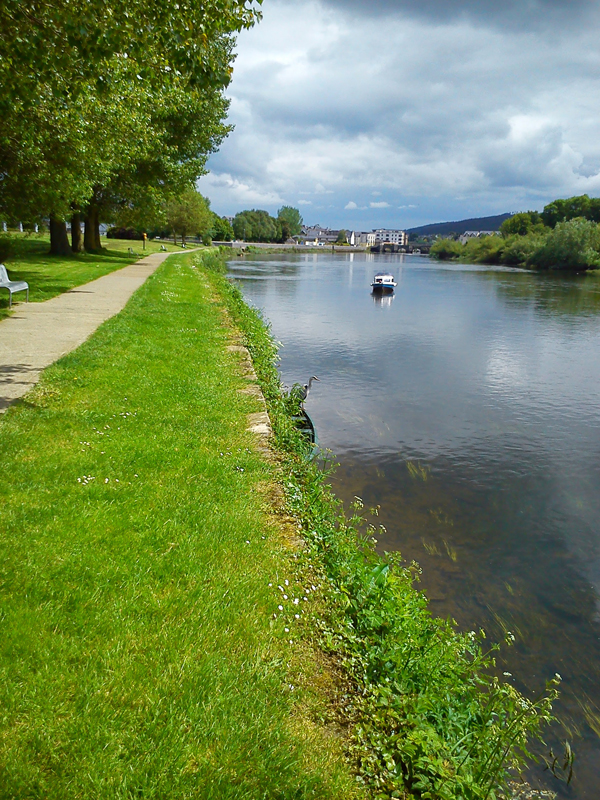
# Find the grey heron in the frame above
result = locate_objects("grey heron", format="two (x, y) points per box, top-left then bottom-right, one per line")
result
(300, 376), (320, 407)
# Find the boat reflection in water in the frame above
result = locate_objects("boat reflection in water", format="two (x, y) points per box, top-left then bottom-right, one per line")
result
(372, 291), (395, 307)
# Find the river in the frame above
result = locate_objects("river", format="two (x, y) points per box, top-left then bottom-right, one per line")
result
(227, 251), (600, 799)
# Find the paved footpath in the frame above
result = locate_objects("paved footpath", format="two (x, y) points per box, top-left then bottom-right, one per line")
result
(0, 251), (178, 412)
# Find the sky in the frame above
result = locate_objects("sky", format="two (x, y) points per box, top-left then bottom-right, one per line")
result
(197, 0), (600, 230)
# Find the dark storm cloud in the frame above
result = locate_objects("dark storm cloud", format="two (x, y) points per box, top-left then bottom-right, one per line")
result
(319, 0), (595, 29)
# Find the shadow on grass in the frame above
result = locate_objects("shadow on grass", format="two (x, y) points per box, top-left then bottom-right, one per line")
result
(0, 242), (140, 319)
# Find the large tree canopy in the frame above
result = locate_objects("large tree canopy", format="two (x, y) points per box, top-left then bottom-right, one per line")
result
(0, 0), (262, 106)
(541, 194), (600, 228)
(233, 209), (281, 242)
(277, 206), (303, 238)
(0, 0), (262, 251)
(165, 188), (213, 244)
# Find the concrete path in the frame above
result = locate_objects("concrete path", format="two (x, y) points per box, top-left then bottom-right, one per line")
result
(0, 251), (177, 412)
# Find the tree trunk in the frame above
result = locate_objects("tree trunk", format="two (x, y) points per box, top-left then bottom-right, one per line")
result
(49, 216), (72, 256)
(71, 212), (83, 253)
(84, 205), (102, 252)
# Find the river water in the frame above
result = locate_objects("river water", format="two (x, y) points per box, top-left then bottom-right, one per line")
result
(227, 251), (600, 798)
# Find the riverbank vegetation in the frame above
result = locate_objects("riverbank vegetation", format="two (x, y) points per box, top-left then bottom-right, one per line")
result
(210, 253), (561, 799)
(233, 206), (303, 242)
(0, 245), (561, 798)
(431, 195), (600, 270)
(0, 250), (362, 798)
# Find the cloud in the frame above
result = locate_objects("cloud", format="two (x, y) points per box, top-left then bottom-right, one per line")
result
(370, 201), (390, 208)
(198, 171), (285, 208)
(198, 0), (600, 226)
(321, 0), (597, 31)
(297, 199), (312, 205)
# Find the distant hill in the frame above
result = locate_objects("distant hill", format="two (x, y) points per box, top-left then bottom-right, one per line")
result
(407, 213), (512, 237)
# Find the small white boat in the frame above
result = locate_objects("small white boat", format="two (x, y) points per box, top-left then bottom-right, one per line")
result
(371, 272), (397, 293)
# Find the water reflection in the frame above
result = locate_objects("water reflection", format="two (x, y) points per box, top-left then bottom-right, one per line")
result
(371, 291), (395, 307)
(228, 252), (600, 798)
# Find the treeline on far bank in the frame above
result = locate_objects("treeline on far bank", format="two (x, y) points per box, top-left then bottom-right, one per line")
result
(431, 194), (600, 270)
(105, 205), (305, 246)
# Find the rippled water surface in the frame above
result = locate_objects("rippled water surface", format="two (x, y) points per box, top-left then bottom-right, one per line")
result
(228, 252), (600, 798)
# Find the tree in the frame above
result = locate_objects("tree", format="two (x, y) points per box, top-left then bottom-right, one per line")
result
(500, 211), (545, 238)
(0, 0), (263, 254)
(165, 188), (213, 245)
(233, 210), (281, 242)
(336, 229), (348, 244)
(541, 195), (600, 228)
(277, 206), (303, 238)
(527, 218), (600, 270)
(212, 215), (234, 241)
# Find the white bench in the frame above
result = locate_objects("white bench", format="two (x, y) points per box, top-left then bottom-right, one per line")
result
(0, 264), (29, 308)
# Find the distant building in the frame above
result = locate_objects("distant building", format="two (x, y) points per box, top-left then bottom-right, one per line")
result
(351, 231), (376, 246)
(458, 230), (500, 245)
(300, 225), (339, 245)
(373, 229), (408, 246)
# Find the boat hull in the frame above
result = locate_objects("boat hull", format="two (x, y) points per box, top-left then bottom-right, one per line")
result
(292, 410), (317, 445)
(371, 283), (396, 293)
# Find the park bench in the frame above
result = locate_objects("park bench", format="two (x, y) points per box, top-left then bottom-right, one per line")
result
(0, 264), (29, 308)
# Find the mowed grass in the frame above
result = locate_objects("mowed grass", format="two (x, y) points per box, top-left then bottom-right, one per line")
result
(0, 254), (359, 799)
(0, 234), (183, 319)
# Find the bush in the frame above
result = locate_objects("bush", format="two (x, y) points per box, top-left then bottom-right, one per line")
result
(106, 227), (144, 240)
(430, 239), (464, 260)
(527, 218), (600, 270)
(463, 234), (505, 264)
(500, 233), (547, 266)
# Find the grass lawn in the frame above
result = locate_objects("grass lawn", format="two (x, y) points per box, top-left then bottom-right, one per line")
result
(0, 252), (360, 799)
(0, 233), (185, 320)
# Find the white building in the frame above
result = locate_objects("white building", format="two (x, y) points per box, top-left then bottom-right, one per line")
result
(373, 229), (408, 246)
(351, 231), (376, 246)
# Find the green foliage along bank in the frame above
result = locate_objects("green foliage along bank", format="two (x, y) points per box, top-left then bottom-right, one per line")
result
(232, 206), (304, 243)
(0, 250), (362, 799)
(208, 253), (560, 800)
(431, 195), (600, 270)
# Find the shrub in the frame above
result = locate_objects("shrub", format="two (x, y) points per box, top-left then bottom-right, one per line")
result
(463, 234), (505, 264)
(527, 218), (600, 270)
(500, 233), (547, 266)
(106, 227), (144, 240)
(430, 239), (464, 260)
